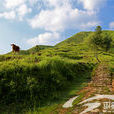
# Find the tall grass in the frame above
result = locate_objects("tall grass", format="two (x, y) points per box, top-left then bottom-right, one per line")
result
(0, 56), (94, 110)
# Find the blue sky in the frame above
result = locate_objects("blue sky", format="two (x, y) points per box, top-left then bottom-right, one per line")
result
(0, 0), (114, 54)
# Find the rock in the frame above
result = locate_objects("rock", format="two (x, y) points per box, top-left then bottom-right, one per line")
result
(91, 109), (99, 112)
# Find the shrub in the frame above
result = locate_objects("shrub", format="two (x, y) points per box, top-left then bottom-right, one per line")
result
(0, 57), (94, 107)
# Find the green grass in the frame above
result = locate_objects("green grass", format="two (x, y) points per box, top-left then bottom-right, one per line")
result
(25, 72), (91, 114)
(0, 30), (113, 113)
(0, 56), (94, 113)
(7, 45), (53, 55)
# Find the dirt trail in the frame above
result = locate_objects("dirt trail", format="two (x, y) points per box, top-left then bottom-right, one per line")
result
(92, 64), (113, 94)
(57, 63), (114, 114)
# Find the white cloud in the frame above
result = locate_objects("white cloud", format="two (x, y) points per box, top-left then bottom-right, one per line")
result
(29, 4), (99, 32)
(0, 11), (16, 19)
(46, 0), (70, 7)
(27, 32), (60, 46)
(109, 22), (114, 29)
(2, 0), (32, 20)
(4, 0), (26, 9)
(17, 4), (32, 21)
(2, 0), (102, 27)
(78, 0), (107, 10)
(28, 0), (38, 6)
(80, 21), (99, 29)
(28, 8), (66, 32)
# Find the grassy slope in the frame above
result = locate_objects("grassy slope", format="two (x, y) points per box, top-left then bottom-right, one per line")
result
(7, 45), (53, 55)
(0, 31), (113, 113)
(26, 31), (114, 114)
(56, 31), (91, 46)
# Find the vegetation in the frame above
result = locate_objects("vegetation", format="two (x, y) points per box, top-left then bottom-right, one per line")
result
(89, 26), (113, 62)
(0, 56), (94, 113)
(0, 28), (113, 113)
(7, 45), (53, 55)
(94, 26), (112, 52)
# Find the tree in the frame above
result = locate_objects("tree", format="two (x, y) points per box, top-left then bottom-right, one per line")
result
(89, 26), (102, 62)
(89, 26), (112, 62)
(35, 45), (40, 51)
(100, 33), (112, 52)
(95, 26), (102, 34)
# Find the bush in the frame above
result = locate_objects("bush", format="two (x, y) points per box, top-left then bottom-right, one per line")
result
(0, 57), (94, 106)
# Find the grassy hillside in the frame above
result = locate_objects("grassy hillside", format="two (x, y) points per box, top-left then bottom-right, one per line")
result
(0, 30), (113, 113)
(28, 45), (53, 52)
(56, 31), (91, 46)
(56, 30), (114, 46)
(7, 45), (53, 55)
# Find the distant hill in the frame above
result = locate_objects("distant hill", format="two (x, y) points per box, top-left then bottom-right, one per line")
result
(55, 31), (114, 54)
(7, 31), (114, 55)
(8, 45), (53, 55)
(17, 31), (114, 56)
(56, 32), (91, 46)
(56, 31), (114, 47)
(27, 45), (53, 53)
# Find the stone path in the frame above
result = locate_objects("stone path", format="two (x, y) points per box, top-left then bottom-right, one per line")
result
(62, 64), (114, 114)
(77, 64), (114, 113)
(91, 64), (112, 94)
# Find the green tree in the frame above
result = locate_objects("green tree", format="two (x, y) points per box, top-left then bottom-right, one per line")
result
(95, 26), (102, 34)
(89, 26), (102, 62)
(35, 45), (40, 51)
(101, 33), (112, 52)
(90, 26), (112, 62)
